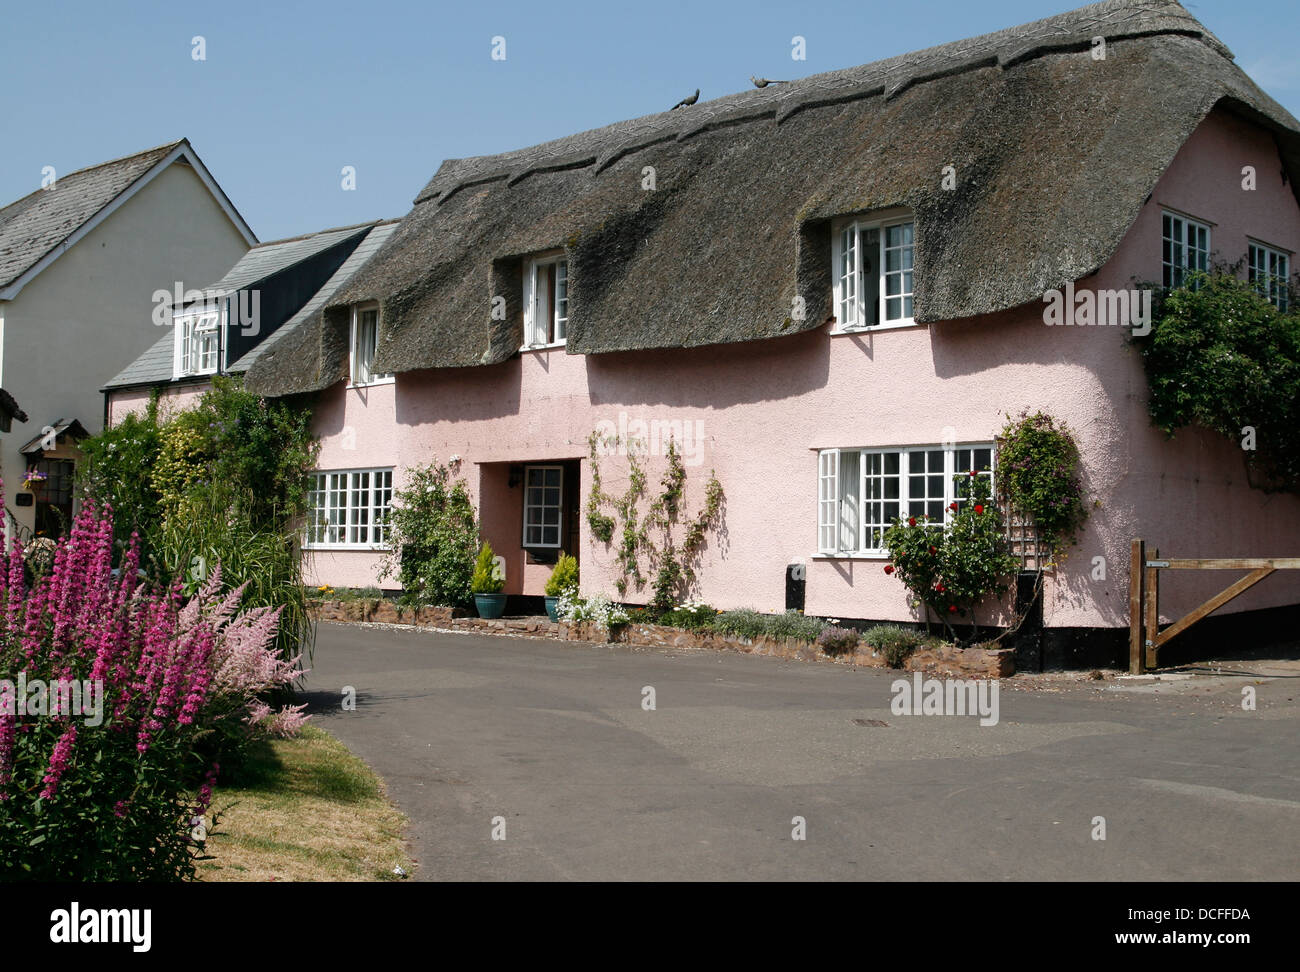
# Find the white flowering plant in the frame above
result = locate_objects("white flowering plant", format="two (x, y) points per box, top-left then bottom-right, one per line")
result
(557, 591), (629, 629)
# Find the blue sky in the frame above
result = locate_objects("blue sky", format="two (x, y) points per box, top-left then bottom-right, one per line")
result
(3, 0), (1298, 241)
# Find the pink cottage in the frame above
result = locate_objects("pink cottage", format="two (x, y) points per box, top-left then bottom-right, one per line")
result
(110, 0), (1300, 668)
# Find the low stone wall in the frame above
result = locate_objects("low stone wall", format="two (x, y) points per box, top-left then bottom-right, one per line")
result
(306, 600), (1014, 678)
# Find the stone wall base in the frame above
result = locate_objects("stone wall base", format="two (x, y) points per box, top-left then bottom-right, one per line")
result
(307, 601), (1014, 679)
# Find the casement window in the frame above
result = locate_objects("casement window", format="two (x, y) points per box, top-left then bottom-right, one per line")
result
(305, 468), (393, 548)
(174, 307), (221, 378)
(522, 464), (563, 547)
(523, 255), (569, 348)
(832, 216), (915, 330)
(350, 304), (390, 386)
(1248, 241), (1290, 311)
(816, 444), (994, 556)
(1162, 212), (1211, 289)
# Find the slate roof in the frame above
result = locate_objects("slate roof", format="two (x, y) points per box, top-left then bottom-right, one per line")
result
(241, 0), (1300, 397)
(0, 140), (254, 294)
(229, 220), (400, 375)
(103, 222), (396, 390)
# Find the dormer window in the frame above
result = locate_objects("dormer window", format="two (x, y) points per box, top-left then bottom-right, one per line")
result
(832, 214), (915, 331)
(523, 254), (568, 349)
(350, 303), (391, 386)
(174, 305), (221, 378)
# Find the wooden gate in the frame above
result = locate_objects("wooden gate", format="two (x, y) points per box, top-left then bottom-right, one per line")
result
(1128, 539), (1300, 673)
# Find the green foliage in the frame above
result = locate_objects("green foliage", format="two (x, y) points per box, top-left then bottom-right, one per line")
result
(997, 411), (1089, 555)
(544, 552), (580, 597)
(1139, 270), (1300, 491)
(379, 461), (479, 608)
(77, 378), (319, 664)
(862, 625), (929, 668)
(470, 542), (505, 594)
(883, 474), (1019, 641)
(654, 600), (718, 629)
(155, 481), (313, 668)
(77, 404), (163, 551)
(709, 608), (827, 643)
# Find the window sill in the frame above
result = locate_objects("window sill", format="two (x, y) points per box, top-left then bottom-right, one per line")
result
(812, 552), (890, 561)
(830, 320), (919, 336)
(347, 376), (395, 390)
(518, 341), (567, 353)
(302, 545), (390, 553)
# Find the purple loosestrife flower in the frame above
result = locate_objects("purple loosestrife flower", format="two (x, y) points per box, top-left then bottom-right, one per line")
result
(39, 723), (78, 799)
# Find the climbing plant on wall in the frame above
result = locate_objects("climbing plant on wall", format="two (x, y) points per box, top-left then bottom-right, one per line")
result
(585, 430), (723, 608)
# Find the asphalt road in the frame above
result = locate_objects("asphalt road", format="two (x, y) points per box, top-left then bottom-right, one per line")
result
(304, 621), (1300, 881)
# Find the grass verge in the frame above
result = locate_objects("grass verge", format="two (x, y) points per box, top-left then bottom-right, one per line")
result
(196, 725), (414, 881)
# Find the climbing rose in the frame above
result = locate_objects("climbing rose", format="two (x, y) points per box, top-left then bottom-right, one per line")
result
(974, 504), (985, 514)
(884, 565), (895, 574)
(948, 605), (958, 613)
(969, 470), (979, 477)
(907, 517), (916, 527)
(948, 502), (958, 512)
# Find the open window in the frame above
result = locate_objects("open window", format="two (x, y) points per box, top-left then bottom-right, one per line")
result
(831, 213), (915, 331)
(350, 303), (391, 386)
(174, 305), (221, 378)
(522, 254), (568, 349)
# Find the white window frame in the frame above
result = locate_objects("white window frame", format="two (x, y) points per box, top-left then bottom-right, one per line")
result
(816, 443), (996, 558)
(522, 464), (564, 548)
(1162, 210), (1211, 290)
(831, 213), (915, 332)
(522, 254), (568, 350)
(350, 303), (391, 387)
(1248, 240), (1290, 311)
(304, 467), (393, 550)
(173, 304), (222, 379)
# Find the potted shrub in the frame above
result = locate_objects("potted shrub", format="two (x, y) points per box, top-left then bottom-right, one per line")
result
(471, 542), (506, 618)
(544, 552), (579, 621)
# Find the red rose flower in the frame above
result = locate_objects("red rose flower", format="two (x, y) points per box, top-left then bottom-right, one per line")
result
(934, 583), (945, 593)
(907, 517), (917, 527)
(948, 502), (958, 512)
(969, 470), (979, 478)
(974, 504), (985, 514)
(884, 564), (895, 575)
(948, 605), (957, 613)
(929, 545), (937, 554)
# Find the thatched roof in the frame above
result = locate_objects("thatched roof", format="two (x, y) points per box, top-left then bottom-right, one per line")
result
(244, 0), (1300, 397)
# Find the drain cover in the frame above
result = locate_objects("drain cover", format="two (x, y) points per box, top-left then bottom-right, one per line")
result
(852, 718), (889, 727)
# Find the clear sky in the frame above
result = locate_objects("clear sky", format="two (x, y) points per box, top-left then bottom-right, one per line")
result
(3, 0), (1298, 242)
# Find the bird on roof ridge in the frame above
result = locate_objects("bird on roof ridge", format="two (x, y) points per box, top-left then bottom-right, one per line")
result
(750, 76), (788, 88)
(671, 89), (700, 110)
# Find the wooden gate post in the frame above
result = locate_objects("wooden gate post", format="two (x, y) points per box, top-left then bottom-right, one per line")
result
(1129, 539), (1145, 674)
(1144, 548), (1160, 670)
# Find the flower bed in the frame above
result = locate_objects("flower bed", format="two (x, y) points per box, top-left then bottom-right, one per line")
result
(306, 600), (1014, 678)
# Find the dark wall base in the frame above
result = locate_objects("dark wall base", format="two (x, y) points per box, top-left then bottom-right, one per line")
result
(1022, 601), (1300, 671)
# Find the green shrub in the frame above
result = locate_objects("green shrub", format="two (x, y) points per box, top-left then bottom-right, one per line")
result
(862, 625), (927, 668)
(379, 461), (479, 608)
(470, 543), (504, 594)
(997, 411), (1088, 554)
(545, 552), (579, 597)
(656, 600), (718, 629)
(710, 608), (827, 642)
(883, 472), (1019, 641)
(1139, 270), (1300, 491)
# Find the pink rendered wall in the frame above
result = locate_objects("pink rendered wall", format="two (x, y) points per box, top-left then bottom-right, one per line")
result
(302, 107), (1299, 627)
(106, 383), (209, 425)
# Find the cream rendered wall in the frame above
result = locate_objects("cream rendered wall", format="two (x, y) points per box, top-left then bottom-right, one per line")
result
(1, 161), (249, 532)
